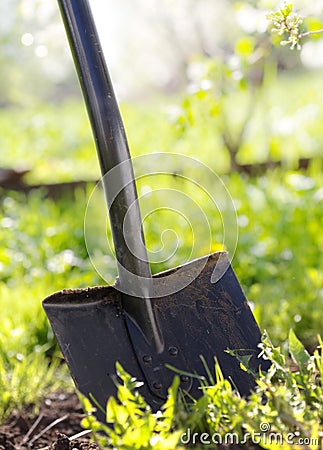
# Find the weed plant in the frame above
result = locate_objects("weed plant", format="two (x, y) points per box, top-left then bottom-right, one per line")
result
(81, 331), (323, 449)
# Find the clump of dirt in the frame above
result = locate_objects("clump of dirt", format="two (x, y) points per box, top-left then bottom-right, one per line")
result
(0, 391), (101, 449)
(50, 432), (100, 450)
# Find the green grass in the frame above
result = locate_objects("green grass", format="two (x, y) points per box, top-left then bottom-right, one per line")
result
(1, 69), (323, 427)
(0, 345), (67, 420)
(228, 167), (323, 348)
(0, 166), (322, 422)
(0, 189), (101, 421)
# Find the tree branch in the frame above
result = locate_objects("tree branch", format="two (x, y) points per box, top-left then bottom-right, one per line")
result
(299, 28), (323, 39)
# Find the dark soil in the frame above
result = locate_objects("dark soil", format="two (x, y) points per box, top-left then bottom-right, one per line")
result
(0, 391), (100, 450)
(0, 391), (265, 450)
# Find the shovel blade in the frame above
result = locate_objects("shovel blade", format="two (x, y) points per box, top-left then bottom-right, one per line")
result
(43, 252), (267, 421)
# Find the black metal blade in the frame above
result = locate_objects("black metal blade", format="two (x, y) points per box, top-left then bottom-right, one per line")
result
(43, 252), (268, 422)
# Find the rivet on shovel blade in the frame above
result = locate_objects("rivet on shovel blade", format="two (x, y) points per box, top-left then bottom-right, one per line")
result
(143, 355), (152, 364)
(168, 346), (178, 357)
(153, 382), (162, 390)
(180, 375), (189, 383)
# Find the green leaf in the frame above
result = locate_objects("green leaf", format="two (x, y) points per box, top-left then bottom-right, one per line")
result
(281, 4), (293, 18)
(162, 375), (179, 416)
(288, 329), (310, 372)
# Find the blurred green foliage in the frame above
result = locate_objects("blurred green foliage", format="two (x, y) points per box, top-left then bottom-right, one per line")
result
(0, 101), (97, 183)
(1, 0), (323, 424)
(0, 189), (101, 420)
(2, 70), (323, 183)
(1, 66), (323, 418)
(1, 166), (322, 368)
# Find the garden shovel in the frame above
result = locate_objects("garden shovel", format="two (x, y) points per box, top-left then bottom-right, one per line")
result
(43, 0), (268, 421)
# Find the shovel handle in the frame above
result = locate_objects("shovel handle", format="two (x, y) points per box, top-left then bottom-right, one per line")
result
(58, 0), (163, 352)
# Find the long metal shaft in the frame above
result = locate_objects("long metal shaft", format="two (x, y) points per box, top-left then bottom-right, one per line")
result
(58, 0), (163, 352)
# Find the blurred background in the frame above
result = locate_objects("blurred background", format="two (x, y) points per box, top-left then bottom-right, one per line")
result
(1, 0), (323, 180)
(1, 0), (323, 418)
(2, 0), (323, 102)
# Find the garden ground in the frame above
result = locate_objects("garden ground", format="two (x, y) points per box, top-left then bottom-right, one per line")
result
(0, 391), (99, 450)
